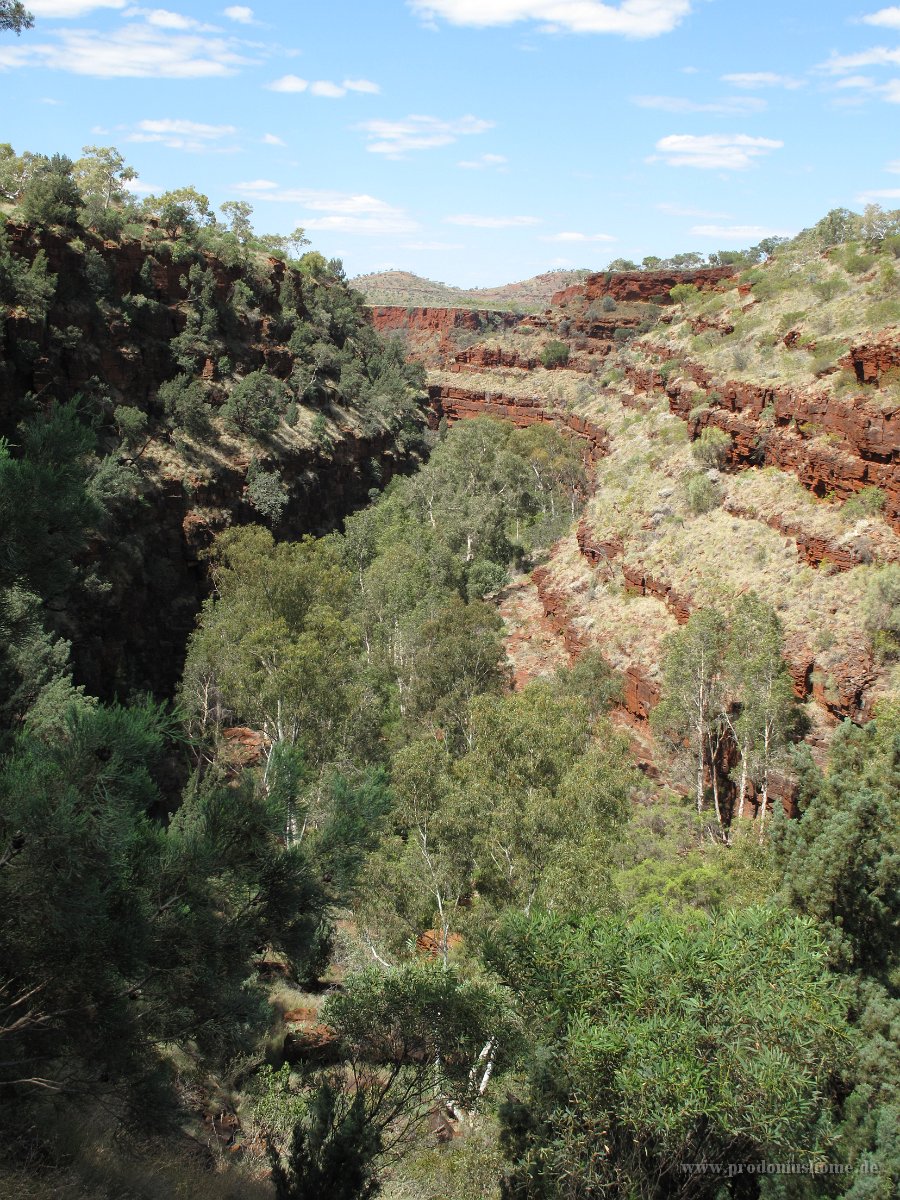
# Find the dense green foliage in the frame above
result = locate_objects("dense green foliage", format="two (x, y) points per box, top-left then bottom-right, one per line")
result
(490, 907), (850, 1199)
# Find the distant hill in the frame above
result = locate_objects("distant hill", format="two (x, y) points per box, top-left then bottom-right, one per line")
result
(351, 268), (592, 312)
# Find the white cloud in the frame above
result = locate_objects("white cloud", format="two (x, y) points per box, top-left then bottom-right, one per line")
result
(266, 75), (379, 98)
(127, 117), (238, 151)
(229, 182), (418, 236)
(267, 74), (309, 92)
(861, 6), (900, 28)
(262, 133), (285, 146)
(444, 213), (541, 228)
(27, 0), (124, 15)
(124, 177), (160, 195)
(857, 187), (900, 201)
(344, 78), (380, 93)
(223, 4), (253, 21)
(230, 183), (399, 214)
(310, 80), (346, 97)
(721, 71), (805, 89)
(835, 74), (877, 88)
(887, 159), (900, 172)
(541, 230), (615, 242)
(649, 133), (784, 170)
(690, 223), (794, 241)
(0, 24), (250, 77)
(408, 1), (693, 39)
(359, 114), (493, 157)
(883, 79), (900, 101)
(123, 7), (216, 31)
(818, 46), (900, 73)
(656, 202), (732, 217)
(458, 152), (508, 169)
(632, 94), (766, 114)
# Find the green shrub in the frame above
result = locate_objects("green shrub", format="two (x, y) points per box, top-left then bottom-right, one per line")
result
(811, 275), (848, 302)
(221, 370), (286, 438)
(113, 404), (148, 449)
(862, 564), (900, 661)
(669, 283), (699, 304)
(245, 461), (288, 522)
(83, 248), (111, 298)
(841, 246), (876, 275)
(540, 339), (570, 369)
(157, 373), (210, 438)
(684, 471), (722, 515)
(311, 412), (332, 447)
(466, 559), (508, 600)
(691, 426), (732, 468)
(842, 486), (886, 521)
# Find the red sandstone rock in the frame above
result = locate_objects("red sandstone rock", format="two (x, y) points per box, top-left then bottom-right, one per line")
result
(841, 337), (900, 384)
(551, 266), (736, 308)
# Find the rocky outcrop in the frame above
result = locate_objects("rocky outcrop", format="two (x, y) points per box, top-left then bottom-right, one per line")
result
(1, 222), (303, 415)
(841, 335), (900, 384)
(552, 266), (736, 308)
(576, 517), (623, 565)
(451, 346), (538, 371)
(721, 498), (898, 571)
(625, 347), (900, 530)
(368, 305), (521, 338)
(427, 384), (609, 464)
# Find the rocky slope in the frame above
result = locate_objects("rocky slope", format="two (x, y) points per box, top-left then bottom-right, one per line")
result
(372, 253), (900, 817)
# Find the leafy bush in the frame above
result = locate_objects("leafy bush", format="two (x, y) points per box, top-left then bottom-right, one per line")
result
(540, 339), (570, 369)
(83, 248), (111, 298)
(842, 486), (886, 521)
(669, 283), (699, 304)
(113, 404), (149, 449)
(222, 370), (286, 438)
(684, 471), (722, 515)
(691, 426), (731, 468)
(862, 565), (900, 661)
(811, 274), (848, 302)
(246, 461), (288, 523)
(466, 559), (508, 600)
(157, 373), (210, 438)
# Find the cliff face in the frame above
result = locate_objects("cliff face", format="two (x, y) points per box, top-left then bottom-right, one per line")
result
(1, 223), (426, 699)
(551, 266), (737, 308)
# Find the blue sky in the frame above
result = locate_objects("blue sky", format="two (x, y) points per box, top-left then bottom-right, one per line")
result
(2, 1), (899, 285)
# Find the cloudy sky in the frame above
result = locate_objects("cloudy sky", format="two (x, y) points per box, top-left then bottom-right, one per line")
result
(1, 1), (899, 285)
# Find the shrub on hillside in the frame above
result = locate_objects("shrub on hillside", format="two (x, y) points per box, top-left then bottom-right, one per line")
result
(158, 373), (211, 438)
(222, 370), (286, 438)
(842, 486), (886, 522)
(862, 565), (900, 661)
(683, 471), (722, 515)
(692, 427), (732, 469)
(540, 339), (570, 369)
(245, 462), (288, 523)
